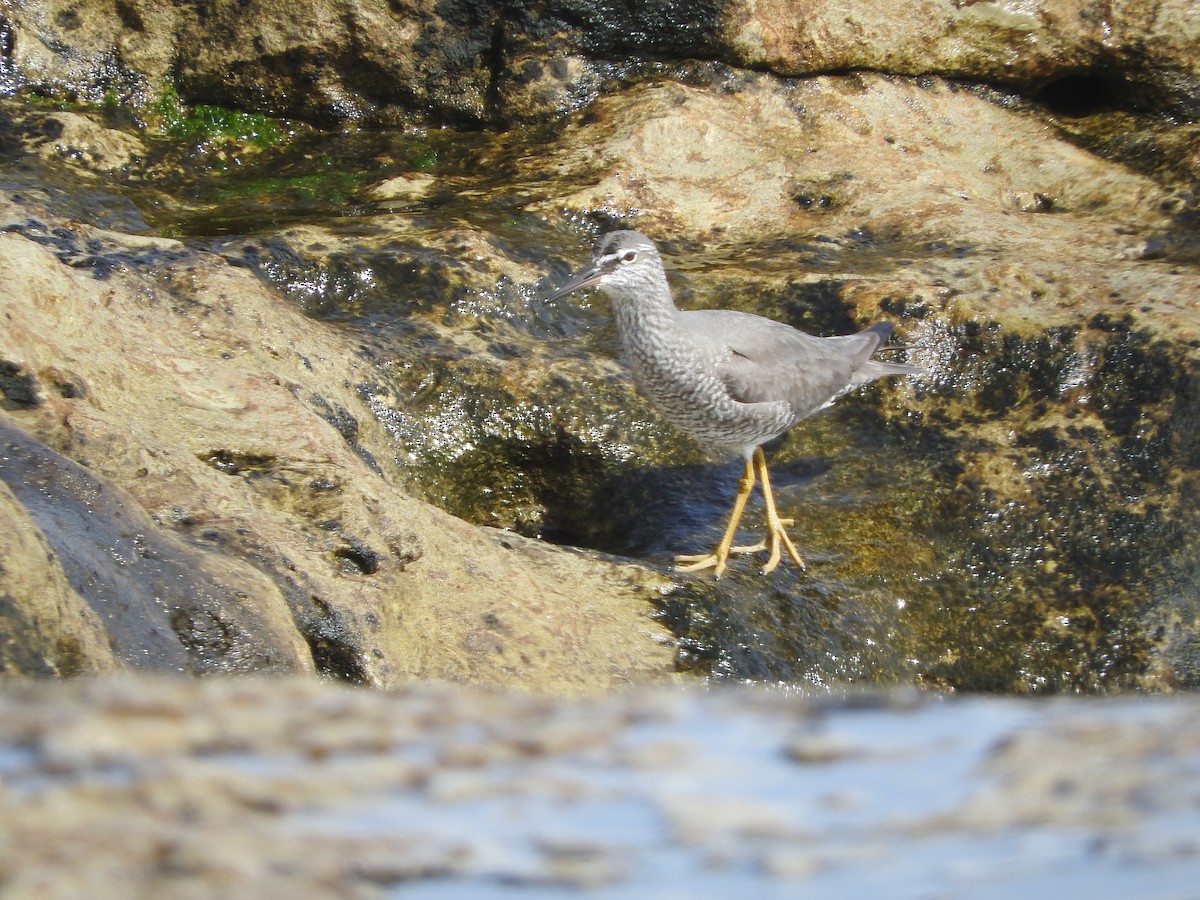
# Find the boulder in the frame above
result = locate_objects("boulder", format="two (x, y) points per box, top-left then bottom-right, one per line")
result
(3, 0), (1199, 124)
(0, 191), (676, 690)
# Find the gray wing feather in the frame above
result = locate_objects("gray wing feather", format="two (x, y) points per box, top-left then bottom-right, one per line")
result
(679, 311), (915, 418)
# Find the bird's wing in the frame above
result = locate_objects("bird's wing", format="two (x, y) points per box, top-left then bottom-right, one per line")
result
(678, 310), (901, 416)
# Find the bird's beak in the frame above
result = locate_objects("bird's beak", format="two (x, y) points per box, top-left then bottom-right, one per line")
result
(545, 264), (603, 301)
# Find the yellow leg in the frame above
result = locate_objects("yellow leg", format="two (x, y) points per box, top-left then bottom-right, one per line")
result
(675, 447), (807, 577)
(754, 447), (806, 574)
(675, 455), (756, 577)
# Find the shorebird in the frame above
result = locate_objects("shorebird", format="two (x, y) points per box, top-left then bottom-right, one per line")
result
(548, 230), (919, 576)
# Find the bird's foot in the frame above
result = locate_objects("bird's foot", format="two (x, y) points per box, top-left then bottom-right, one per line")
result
(727, 515), (806, 575)
(674, 551), (731, 577)
(675, 518), (805, 577)
(726, 518), (793, 556)
(761, 517), (806, 575)
(675, 546), (762, 576)
(675, 535), (784, 576)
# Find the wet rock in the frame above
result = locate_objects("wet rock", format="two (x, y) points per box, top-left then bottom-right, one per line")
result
(0, 419), (311, 675)
(0, 189), (676, 690)
(0, 0), (178, 108)
(175, 0), (501, 125)
(187, 71), (1200, 691)
(527, 74), (1199, 691)
(0, 480), (116, 676)
(22, 110), (150, 175)
(1, 5), (1197, 694)
(3, 1), (1199, 125)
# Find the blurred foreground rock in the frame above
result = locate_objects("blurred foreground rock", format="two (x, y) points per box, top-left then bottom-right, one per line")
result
(0, 676), (1197, 897)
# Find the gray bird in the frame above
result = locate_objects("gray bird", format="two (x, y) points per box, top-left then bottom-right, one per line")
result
(547, 230), (919, 576)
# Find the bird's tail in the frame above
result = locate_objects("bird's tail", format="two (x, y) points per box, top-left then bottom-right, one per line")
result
(855, 358), (924, 381)
(853, 322), (925, 385)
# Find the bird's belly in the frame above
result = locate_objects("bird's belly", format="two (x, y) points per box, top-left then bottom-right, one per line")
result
(632, 361), (793, 452)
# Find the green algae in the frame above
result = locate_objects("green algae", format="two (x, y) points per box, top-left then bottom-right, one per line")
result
(148, 86), (288, 149)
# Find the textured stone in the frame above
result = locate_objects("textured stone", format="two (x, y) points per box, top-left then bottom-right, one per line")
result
(0, 192), (676, 690)
(0, 480), (117, 676)
(1, 2), (1197, 692)
(3, 0), (1199, 124)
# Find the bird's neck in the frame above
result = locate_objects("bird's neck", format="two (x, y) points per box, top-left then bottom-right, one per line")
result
(606, 276), (680, 347)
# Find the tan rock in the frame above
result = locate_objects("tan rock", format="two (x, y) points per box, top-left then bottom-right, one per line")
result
(40, 111), (148, 173)
(0, 479), (117, 676)
(538, 74), (1174, 251)
(0, 196), (676, 691)
(5, 0), (1198, 125)
(724, 0), (1200, 89)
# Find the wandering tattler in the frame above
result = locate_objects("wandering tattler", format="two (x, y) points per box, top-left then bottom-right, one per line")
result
(548, 230), (919, 576)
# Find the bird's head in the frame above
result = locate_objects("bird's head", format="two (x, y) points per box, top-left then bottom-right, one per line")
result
(546, 231), (663, 302)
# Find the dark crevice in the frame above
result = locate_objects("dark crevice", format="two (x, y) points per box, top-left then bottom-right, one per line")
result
(0, 16), (14, 61)
(1034, 72), (1118, 118)
(0, 360), (40, 409)
(279, 580), (371, 684)
(333, 539), (382, 575)
(484, 12), (508, 123)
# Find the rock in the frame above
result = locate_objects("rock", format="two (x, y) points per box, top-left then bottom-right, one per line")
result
(0, 479), (117, 676)
(260, 71), (1200, 690)
(370, 171), (436, 203)
(522, 75), (1200, 691)
(530, 74), (1179, 249)
(723, 0), (1200, 115)
(0, 0), (179, 106)
(3, 0), (1199, 124)
(0, 190), (676, 690)
(140, 67), (1197, 691)
(174, 0), (499, 125)
(0, 419), (311, 675)
(33, 110), (149, 173)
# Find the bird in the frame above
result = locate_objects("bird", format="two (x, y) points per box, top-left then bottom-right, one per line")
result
(547, 230), (920, 577)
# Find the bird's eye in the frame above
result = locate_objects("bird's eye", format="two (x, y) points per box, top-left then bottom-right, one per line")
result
(622, 251), (637, 262)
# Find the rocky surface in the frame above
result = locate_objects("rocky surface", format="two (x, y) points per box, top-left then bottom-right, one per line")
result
(1, 7), (1199, 888)
(1, 676), (1198, 897)
(0, 186), (676, 689)
(0, 0), (1197, 692)
(1, 3), (1198, 894)
(3, 0), (1199, 126)
(518, 73), (1200, 687)
(180, 72), (1198, 691)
